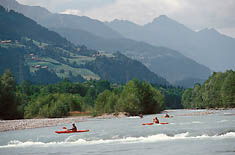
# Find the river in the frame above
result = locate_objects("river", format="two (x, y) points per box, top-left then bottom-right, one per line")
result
(0, 109), (235, 155)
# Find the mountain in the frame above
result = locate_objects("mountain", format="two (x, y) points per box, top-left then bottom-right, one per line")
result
(84, 52), (168, 85)
(0, 7), (69, 46)
(106, 15), (235, 71)
(51, 27), (211, 85)
(0, 0), (212, 86)
(0, 0), (123, 39)
(0, 6), (168, 85)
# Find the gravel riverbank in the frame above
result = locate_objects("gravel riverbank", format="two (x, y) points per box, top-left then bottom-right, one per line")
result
(0, 116), (90, 132)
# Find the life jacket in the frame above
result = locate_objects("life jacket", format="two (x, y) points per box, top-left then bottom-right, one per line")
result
(72, 126), (77, 131)
(154, 117), (159, 124)
(155, 119), (159, 124)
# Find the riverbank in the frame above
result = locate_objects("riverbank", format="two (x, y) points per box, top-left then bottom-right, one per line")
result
(0, 116), (91, 132)
(0, 112), (128, 132)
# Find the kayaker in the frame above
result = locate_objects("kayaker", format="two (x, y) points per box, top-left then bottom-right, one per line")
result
(70, 123), (77, 131)
(153, 116), (159, 124)
(165, 113), (170, 118)
(139, 113), (143, 118)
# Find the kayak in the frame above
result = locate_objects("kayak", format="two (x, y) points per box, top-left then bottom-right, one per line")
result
(55, 130), (89, 134)
(161, 116), (173, 118)
(142, 122), (168, 125)
(142, 123), (154, 125)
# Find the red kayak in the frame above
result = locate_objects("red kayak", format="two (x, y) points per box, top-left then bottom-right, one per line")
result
(55, 130), (89, 134)
(142, 122), (168, 125)
(142, 123), (154, 125)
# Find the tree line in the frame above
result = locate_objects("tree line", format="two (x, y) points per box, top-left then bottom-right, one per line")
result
(182, 70), (235, 109)
(1, 70), (184, 120)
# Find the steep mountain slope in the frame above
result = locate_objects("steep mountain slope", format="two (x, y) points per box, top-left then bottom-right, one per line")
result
(52, 27), (211, 85)
(0, 7), (69, 46)
(84, 52), (168, 85)
(0, 6), (168, 85)
(0, 0), (123, 39)
(106, 15), (235, 71)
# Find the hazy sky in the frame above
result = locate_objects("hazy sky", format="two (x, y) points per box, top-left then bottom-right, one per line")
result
(17, 0), (235, 38)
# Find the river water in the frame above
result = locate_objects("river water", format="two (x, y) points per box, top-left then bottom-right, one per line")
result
(0, 109), (235, 155)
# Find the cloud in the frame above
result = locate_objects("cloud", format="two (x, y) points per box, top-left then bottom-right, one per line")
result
(218, 27), (235, 38)
(169, 0), (235, 29)
(17, 0), (115, 12)
(83, 0), (235, 26)
(17, 0), (235, 37)
(84, 0), (182, 24)
(81, 0), (235, 37)
(60, 9), (83, 16)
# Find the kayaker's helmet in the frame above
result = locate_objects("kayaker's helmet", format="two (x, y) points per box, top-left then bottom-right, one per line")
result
(72, 123), (75, 126)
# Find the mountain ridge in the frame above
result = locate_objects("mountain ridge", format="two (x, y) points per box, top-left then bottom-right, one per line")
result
(106, 15), (235, 71)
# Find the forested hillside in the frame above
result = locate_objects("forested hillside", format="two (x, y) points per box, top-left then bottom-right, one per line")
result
(84, 52), (168, 85)
(182, 70), (235, 109)
(0, 6), (69, 46)
(0, 5), (168, 85)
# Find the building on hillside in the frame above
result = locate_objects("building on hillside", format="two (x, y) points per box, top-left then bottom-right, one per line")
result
(0, 40), (12, 43)
(35, 65), (41, 68)
(41, 66), (48, 69)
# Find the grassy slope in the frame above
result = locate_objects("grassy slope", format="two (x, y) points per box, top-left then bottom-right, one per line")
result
(1, 41), (100, 80)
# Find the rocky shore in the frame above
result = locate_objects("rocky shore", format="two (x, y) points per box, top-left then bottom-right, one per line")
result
(95, 112), (129, 119)
(0, 116), (90, 132)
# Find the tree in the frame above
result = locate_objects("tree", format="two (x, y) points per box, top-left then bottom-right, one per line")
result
(94, 90), (118, 115)
(116, 79), (141, 115)
(138, 81), (164, 114)
(0, 70), (19, 119)
(182, 88), (193, 108)
(24, 93), (85, 118)
(182, 70), (235, 109)
(191, 83), (202, 108)
(221, 70), (235, 107)
(95, 80), (112, 95)
(116, 79), (164, 115)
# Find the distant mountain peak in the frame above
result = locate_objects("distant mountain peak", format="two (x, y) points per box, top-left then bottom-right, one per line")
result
(151, 15), (176, 24)
(155, 15), (168, 20)
(146, 15), (191, 32)
(109, 19), (137, 25)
